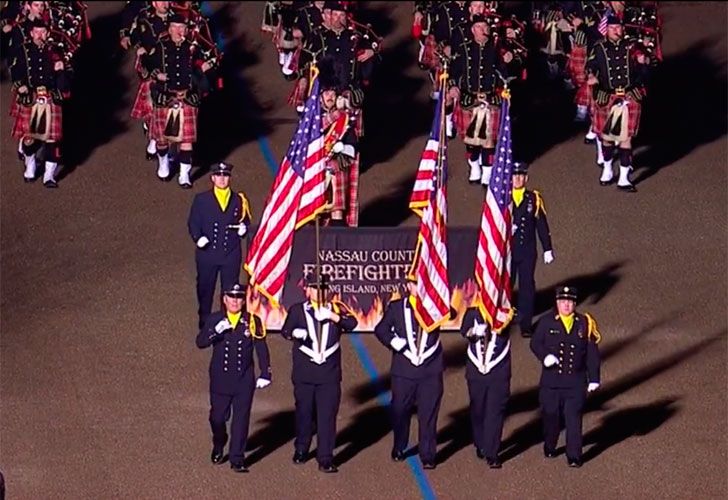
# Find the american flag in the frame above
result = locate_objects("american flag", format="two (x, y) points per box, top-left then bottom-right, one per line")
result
(244, 79), (327, 305)
(408, 92), (444, 216)
(598, 7), (612, 36)
(474, 96), (514, 332)
(411, 95), (451, 332)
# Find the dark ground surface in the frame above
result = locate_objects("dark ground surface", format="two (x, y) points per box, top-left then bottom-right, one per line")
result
(1, 2), (726, 499)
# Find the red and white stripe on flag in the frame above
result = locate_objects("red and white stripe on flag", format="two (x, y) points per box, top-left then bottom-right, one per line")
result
(413, 184), (451, 332)
(474, 193), (514, 332)
(409, 138), (438, 217)
(244, 137), (326, 306)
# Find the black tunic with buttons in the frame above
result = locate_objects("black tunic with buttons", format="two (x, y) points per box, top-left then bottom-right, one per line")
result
(587, 37), (647, 94)
(530, 311), (600, 388)
(300, 26), (372, 89)
(187, 189), (250, 263)
(512, 190), (552, 263)
(196, 311), (271, 395)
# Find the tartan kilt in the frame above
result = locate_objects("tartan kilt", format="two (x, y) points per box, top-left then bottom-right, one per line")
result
(592, 94), (641, 141)
(418, 34), (440, 70)
(12, 101), (63, 142)
(328, 154), (360, 227)
(9, 88), (20, 117)
(455, 103), (501, 147)
(151, 101), (198, 143)
(567, 46), (590, 106)
(131, 80), (154, 121)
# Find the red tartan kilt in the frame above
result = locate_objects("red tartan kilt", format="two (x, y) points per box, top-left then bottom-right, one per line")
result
(131, 80), (154, 120)
(12, 101), (63, 141)
(151, 102), (198, 143)
(567, 46), (587, 84)
(454, 104), (501, 144)
(9, 98), (19, 118)
(574, 82), (590, 107)
(592, 95), (641, 139)
(418, 35), (440, 70)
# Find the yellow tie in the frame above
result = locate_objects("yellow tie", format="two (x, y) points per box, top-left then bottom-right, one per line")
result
(512, 187), (525, 207)
(559, 313), (575, 334)
(214, 187), (231, 212)
(226, 311), (242, 329)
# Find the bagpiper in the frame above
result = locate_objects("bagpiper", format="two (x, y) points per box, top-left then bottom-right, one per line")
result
(146, 13), (217, 186)
(10, 17), (70, 187)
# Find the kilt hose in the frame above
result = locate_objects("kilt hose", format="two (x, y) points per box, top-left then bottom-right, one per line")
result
(592, 94), (641, 143)
(12, 100), (63, 142)
(455, 103), (501, 148)
(151, 101), (198, 144)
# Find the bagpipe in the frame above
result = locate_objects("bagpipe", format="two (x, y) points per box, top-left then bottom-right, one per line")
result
(171, 4), (224, 93)
(49, 1), (91, 45)
(623, 3), (663, 63)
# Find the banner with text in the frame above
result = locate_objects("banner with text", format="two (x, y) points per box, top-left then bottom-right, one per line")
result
(249, 227), (479, 331)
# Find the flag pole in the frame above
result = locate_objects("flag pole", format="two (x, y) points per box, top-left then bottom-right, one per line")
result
(309, 60), (323, 347)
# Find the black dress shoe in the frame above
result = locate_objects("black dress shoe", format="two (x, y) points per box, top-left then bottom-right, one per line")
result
(617, 183), (637, 193)
(475, 448), (486, 460)
(567, 457), (582, 468)
(180, 181), (193, 190)
(43, 179), (58, 189)
(584, 137), (596, 145)
(520, 330), (532, 338)
(231, 462), (249, 473)
(487, 458), (502, 469)
(292, 451), (307, 464)
(211, 448), (224, 464)
(24, 176), (35, 183)
(544, 448), (557, 459)
(318, 463), (338, 473)
(422, 461), (437, 470)
(145, 152), (156, 161)
(599, 179), (614, 186)
(391, 449), (406, 462)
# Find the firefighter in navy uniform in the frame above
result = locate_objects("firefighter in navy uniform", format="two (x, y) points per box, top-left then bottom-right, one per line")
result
(510, 162), (554, 338)
(196, 283), (271, 473)
(374, 276), (445, 470)
(530, 286), (601, 468)
(281, 272), (357, 473)
(459, 306), (511, 468)
(9, 18), (70, 187)
(187, 162), (252, 329)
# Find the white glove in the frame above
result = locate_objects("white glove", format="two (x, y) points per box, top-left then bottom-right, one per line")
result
(196, 236), (210, 249)
(543, 250), (554, 264)
(314, 306), (332, 322)
(292, 328), (308, 340)
(390, 336), (407, 352)
(472, 323), (487, 338)
(543, 354), (560, 368)
(214, 319), (232, 334)
(512, 224), (518, 236)
(256, 378), (271, 389)
(237, 224), (247, 237)
(587, 382), (600, 393)
(333, 141), (344, 154)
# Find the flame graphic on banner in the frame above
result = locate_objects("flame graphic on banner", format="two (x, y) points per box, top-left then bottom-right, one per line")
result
(249, 279), (480, 332)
